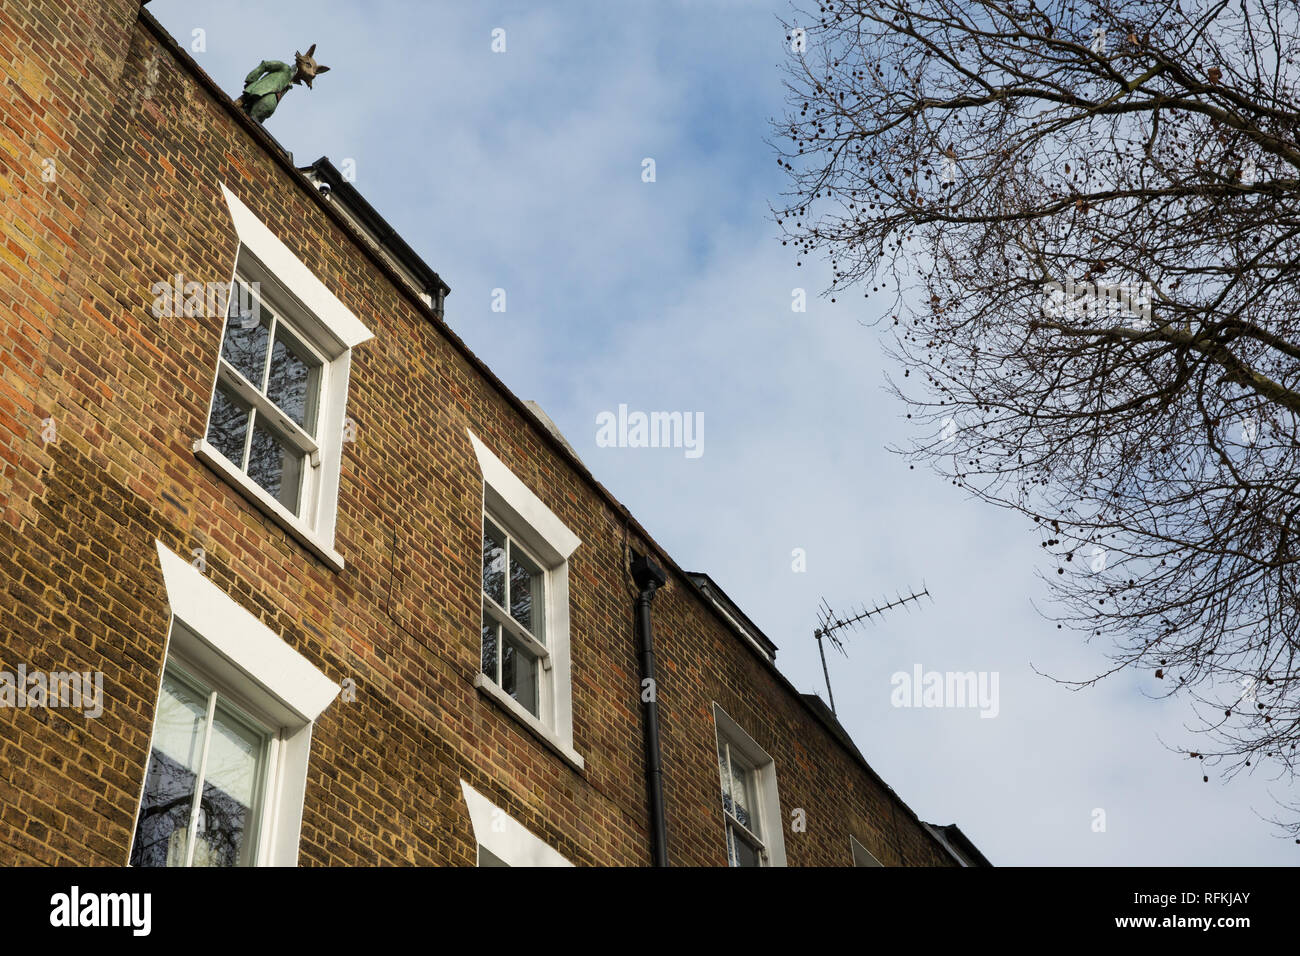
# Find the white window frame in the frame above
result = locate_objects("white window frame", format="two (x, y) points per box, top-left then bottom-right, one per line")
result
(851, 834), (884, 867)
(192, 185), (373, 572)
(132, 540), (342, 867)
(712, 703), (787, 867)
(134, 647), (281, 867)
(460, 780), (572, 867)
(467, 429), (583, 771)
(718, 738), (766, 865)
(202, 272), (330, 523)
(480, 514), (551, 721)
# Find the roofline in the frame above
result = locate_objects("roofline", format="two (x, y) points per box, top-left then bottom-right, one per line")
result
(300, 156), (450, 305)
(923, 822), (994, 867)
(684, 571), (779, 658)
(135, 4), (966, 866)
(799, 693), (866, 764)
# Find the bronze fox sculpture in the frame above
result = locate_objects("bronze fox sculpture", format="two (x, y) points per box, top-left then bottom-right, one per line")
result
(235, 44), (330, 123)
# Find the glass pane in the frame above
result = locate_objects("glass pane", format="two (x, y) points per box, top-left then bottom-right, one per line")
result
(266, 324), (321, 434)
(508, 544), (544, 641)
(191, 702), (268, 867)
(731, 826), (762, 867)
(247, 416), (304, 514)
(730, 756), (756, 833)
(481, 614), (499, 682)
(482, 519), (506, 606)
(220, 287), (271, 384)
(207, 382), (252, 468)
(478, 845), (509, 867)
(129, 671), (209, 868)
(718, 743), (733, 815)
(501, 636), (539, 717)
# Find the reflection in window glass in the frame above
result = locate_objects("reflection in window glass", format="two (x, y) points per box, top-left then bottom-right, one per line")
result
(482, 521), (506, 606)
(129, 672), (208, 868)
(247, 419), (304, 513)
(480, 515), (547, 719)
(207, 383), (251, 469)
(205, 279), (324, 521)
(266, 325), (321, 435)
(194, 701), (268, 867)
(509, 547), (544, 640)
(501, 636), (539, 716)
(130, 666), (271, 868)
(480, 615), (499, 687)
(220, 292), (271, 384)
(730, 754), (756, 831)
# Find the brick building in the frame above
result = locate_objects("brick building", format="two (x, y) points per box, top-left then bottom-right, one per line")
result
(0, 0), (987, 867)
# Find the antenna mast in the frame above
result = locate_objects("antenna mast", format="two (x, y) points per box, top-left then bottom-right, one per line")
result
(814, 585), (931, 715)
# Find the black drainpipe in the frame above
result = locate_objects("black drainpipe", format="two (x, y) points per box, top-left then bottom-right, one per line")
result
(631, 551), (669, 866)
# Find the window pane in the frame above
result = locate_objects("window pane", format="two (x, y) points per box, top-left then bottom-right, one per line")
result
(220, 289), (271, 384)
(247, 417), (304, 514)
(730, 757), (756, 833)
(266, 324), (321, 435)
(192, 702), (269, 867)
(718, 743), (733, 816)
(730, 826), (762, 867)
(129, 672), (209, 868)
(481, 614), (499, 682)
(207, 382), (251, 468)
(508, 545), (544, 641)
(501, 636), (539, 717)
(482, 520), (506, 606)
(478, 845), (510, 867)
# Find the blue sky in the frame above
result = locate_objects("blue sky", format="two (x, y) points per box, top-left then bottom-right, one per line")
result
(151, 0), (1296, 865)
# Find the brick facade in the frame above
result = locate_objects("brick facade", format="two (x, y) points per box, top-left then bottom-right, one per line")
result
(0, 0), (966, 867)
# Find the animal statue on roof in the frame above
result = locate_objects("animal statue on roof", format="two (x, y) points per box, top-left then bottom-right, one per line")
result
(235, 44), (330, 123)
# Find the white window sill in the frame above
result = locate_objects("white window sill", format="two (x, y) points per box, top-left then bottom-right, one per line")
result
(193, 437), (345, 572)
(473, 673), (585, 772)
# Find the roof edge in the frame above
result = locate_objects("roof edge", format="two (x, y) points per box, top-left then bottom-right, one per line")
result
(300, 156), (450, 306)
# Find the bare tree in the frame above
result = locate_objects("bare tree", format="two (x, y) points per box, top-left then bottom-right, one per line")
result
(774, 0), (1300, 835)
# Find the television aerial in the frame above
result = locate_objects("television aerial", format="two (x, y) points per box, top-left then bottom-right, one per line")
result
(814, 585), (932, 715)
